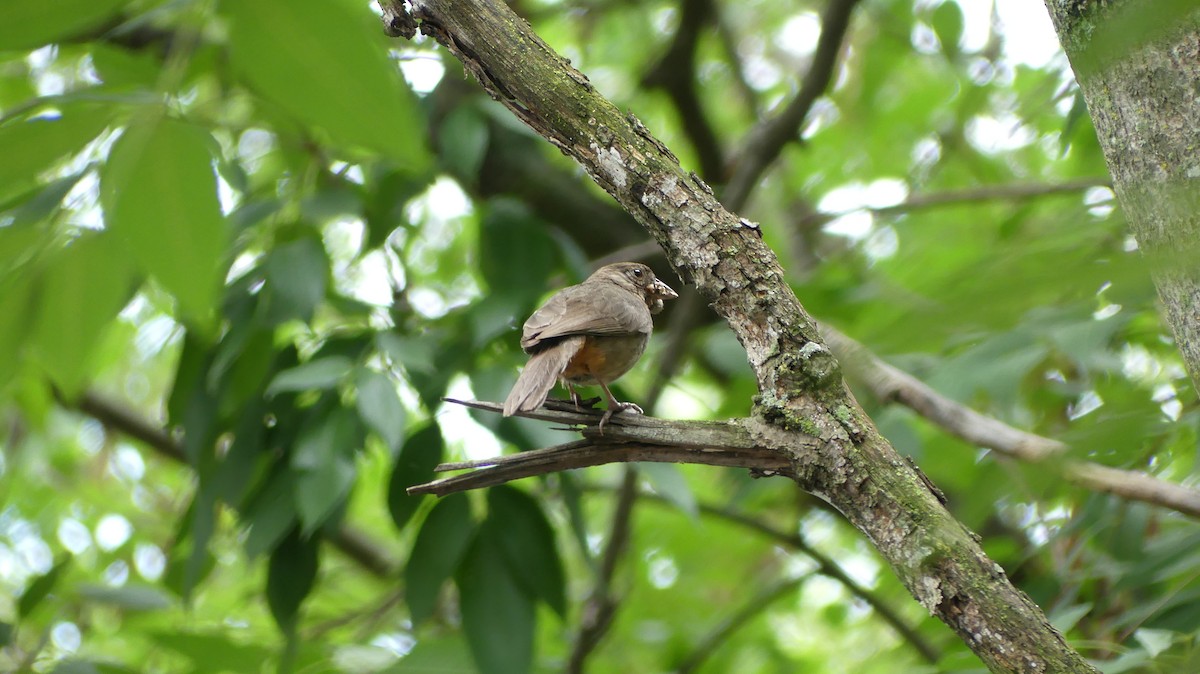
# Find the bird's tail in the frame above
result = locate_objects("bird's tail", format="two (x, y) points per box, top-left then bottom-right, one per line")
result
(503, 337), (584, 416)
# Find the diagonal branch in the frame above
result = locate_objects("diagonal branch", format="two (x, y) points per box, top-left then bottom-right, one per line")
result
(675, 575), (809, 673)
(642, 0), (724, 181)
(723, 0), (861, 210)
(822, 323), (1200, 519)
(623, 491), (942, 665)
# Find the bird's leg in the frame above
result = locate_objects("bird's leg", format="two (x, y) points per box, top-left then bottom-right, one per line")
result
(596, 380), (642, 432)
(564, 382), (586, 411)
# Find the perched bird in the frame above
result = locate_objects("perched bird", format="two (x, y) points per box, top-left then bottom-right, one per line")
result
(503, 262), (678, 429)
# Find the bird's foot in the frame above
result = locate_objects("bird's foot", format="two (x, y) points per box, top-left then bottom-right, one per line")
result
(598, 401), (643, 433)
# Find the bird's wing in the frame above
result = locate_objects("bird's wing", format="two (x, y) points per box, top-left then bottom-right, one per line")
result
(520, 284), (651, 350)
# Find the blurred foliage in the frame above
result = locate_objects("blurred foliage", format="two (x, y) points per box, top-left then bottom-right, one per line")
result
(0, 0), (1197, 672)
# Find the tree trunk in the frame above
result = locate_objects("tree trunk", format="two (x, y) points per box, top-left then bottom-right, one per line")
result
(387, 0), (1101, 671)
(1044, 3), (1200, 390)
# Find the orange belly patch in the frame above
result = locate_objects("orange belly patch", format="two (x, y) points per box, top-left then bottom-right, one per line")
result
(562, 338), (606, 379)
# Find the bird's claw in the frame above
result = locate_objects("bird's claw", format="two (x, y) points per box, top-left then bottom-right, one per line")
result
(598, 401), (642, 433)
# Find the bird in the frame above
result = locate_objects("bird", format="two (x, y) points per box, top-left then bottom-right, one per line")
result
(502, 262), (678, 429)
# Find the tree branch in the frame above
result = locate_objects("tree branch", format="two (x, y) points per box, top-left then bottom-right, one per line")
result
(723, 0), (861, 210)
(821, 323), (1200, 519)
(71, 391), (400, 578)
(641, 0), (724, 181)
(625, 491), (942, 665)
(801, 177), (1114, 227)
(675, 575), (808, 674)
(390, 0), (1099, 669)
(567, 467), (639, 673)
(408, 399), (794, 497)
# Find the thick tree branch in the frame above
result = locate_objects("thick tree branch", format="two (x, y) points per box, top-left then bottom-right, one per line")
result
(72, 391), (400, 579)
(822, 324), (1200, 519)
(388, 0), (1098, 670)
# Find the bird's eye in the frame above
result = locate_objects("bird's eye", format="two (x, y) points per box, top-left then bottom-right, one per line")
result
(632, 267), (643, 277)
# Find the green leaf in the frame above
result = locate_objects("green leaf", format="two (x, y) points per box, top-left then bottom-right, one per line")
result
(0, 171), (86, 229)
(377, 333), (438, 376)
(215, 401), (271, 508)
(486, 486), (566, 616)
(364, 169), (430, 250)
(0, 266), (39, 387)
(263, 236), (328, 325)
(930, 1), (963, 57)
(102, 117), (228, 327)
(89, 44), (161, 88)
(456, 527), (535, 674)
(78, 584), (174, 612)
(640, 463), (697, 518)
(166, 332), (209, 429)
(18, 556), (71, 619)
(478, 199), (559, 304)
(381, 636), (476, 673)
(266, 527), (320, 634)
(405, 494), (474, 625)
(266, 356), (353, 396)
(387, 423), (444, 531)
(291, 406), (362, 533)
(0, 0), (131, 50)
(0, 621), (13, 648)
(243, 468), (299, 559)
(0, 112), (110, 201)
(1049, 603), (1094, 634)
(185, 495), (218, 601)
(1134, 628), (1175, 658)
(29, 231), (136, 395)
(222, 0), (430, 167)
(355, 368), (406, 450)
(150, 631), (274, 673)
(439, 106), (490, 180)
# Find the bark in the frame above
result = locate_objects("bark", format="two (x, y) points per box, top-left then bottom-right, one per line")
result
(386, 1), (1099, 671)
(1043, 2), (1200, 391)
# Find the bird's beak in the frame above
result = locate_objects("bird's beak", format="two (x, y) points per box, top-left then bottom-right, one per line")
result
(647, 279), (678, 300)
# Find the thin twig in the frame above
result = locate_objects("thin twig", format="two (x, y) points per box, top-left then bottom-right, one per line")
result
(675, 575), (810, 673)
(801, 177), (1113, 227)
(593, 487), (941, 664)
(692, 502), (939, 663)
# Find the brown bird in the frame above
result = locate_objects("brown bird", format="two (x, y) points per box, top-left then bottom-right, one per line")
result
(503, 262), (678, 429)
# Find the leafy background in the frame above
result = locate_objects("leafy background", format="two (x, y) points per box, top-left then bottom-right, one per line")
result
(0, 0), (1197, 672)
